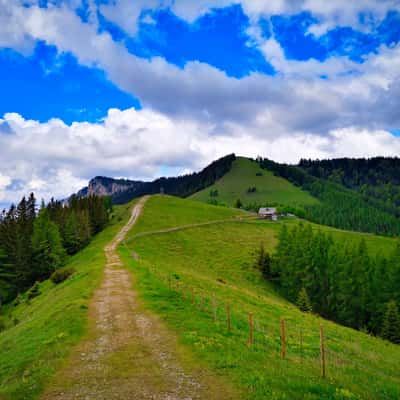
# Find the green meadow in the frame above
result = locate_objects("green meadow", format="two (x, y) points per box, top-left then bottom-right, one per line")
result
(0, 202), (134, 400)
(120, 195), (400, 400)
(190, 157), (318, 208)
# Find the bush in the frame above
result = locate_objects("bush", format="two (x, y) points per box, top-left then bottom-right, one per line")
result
(13, 294), (22, 307)
(235, 198), (243, 208)
(0, 317), (6, 332)
(27, 282), (41, 301)
(50, 267), (76, 284)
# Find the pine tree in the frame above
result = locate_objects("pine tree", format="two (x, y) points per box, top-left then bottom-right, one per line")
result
(63, 211), (80, 255)
(297, 287), (313, 312)
(255, 243), (272, 279)
(15, 196), (35, 288)
(0, 247), (16, 304)
(31, 207), (65, 281)
(77, 210), (92, 248)
(381, 300), (400, 344)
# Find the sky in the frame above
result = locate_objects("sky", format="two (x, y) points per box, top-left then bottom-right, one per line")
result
(1, 0), (400, 206)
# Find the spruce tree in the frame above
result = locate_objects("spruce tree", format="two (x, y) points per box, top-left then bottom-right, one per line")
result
(381, 300), (400, 344)
(63, 211), (80, 255)
(15, 196), (35, 288)
(297, 287), (313, 312)
(256, 243), (273, 279)
(31, 207), (65, 281)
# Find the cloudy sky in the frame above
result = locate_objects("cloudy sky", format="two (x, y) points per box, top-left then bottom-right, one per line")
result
(1, 0), (400, 206)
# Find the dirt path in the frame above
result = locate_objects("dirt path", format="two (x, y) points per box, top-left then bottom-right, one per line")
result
(124, 215), (257, 245)
(41, 196), (237, 400)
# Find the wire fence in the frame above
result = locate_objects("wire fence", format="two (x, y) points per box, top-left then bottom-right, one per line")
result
(137, 263), (371, 380)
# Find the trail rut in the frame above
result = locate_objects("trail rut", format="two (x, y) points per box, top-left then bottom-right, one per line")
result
(41, 196), (236, 400)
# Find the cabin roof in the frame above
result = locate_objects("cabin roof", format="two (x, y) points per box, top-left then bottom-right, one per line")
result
(258, 207), (277, 214)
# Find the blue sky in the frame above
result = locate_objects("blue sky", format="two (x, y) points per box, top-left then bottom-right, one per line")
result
(2, 3), (400, 123)
(1, 0), (400, 204)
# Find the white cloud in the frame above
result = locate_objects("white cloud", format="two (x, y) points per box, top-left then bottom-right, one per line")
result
(96, 0), (400, 36)
(0, 173), (11, 201)
(2, 108), (400, 205)
(1, 1), (400, 205)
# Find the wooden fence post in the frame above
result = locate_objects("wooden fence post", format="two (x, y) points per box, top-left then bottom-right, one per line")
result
(280, 319), (286, 359)
(168, 277), (171, 291)
(226, 303), (231, 332)
(182, 283), (186, 298)
(248, 313), (254, 346)
(176, 280), (179, 292)
(320, 325), (326, 378)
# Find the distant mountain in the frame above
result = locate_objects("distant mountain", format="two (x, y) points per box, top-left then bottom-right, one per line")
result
(71, 154), (236, 204)
(76, 176), (144, 198)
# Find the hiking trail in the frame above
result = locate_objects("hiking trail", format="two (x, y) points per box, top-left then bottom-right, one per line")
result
(41, 196), (236, 400)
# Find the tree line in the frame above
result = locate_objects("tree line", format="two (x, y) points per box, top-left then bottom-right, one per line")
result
(257, 223), (400, 344)
(258, 158), (400, 237)
(299, 157), (400, 216)
(0, 194), (111, 304)
(113, 154), (236, 204)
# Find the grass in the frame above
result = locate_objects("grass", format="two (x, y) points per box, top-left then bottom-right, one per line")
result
(120, 195), (400, 400)
(0, 201), (134, 400)
(190, 157), (318, 208)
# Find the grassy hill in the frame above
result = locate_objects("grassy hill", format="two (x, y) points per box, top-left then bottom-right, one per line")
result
(120, 195), (400, 400)
(0, 202), (134, 400)
(190, 157), (318, 208)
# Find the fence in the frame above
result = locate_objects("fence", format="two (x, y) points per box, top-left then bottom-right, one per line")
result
(136, 261), (400, 389)
(145, 264), (333, 379)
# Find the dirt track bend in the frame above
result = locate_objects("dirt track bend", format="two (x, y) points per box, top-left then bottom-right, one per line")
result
(41, 196), (236, 400)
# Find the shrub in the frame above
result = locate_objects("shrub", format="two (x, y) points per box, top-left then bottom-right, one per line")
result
(209, 189), (219, 197)
(27, 282), (41, 301)
(297, 287), (313, 313)
(256, 172), (263, 176)
(50, 267), (76, 284)
(13, 294), (22, 307)
(0, 317), (6, 332)
(235, 198), (243, 208)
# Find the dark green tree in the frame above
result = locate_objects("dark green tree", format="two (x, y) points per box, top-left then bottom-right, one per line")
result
(381, 300), (400, 344)
(235, 198), (243, 209)
(297, 287), (312, 312)
(255, 243), (273, 279)
(31, 207), (65, 281)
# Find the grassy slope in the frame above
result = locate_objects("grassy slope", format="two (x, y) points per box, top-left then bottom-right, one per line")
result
(190, 157), (318, 207)
(0, 202), (134, 400)
(120, 196), (400, 400)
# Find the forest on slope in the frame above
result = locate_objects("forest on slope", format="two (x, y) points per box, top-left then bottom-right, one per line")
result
(259, 223), (400, 343)
(0, 194), (111, 304)
(258, 157), (400, 237)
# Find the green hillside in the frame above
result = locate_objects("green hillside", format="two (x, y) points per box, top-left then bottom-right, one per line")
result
(190, 157), (318, 207)
(121, 196), (400, 400)
(0, 202), (134, 400)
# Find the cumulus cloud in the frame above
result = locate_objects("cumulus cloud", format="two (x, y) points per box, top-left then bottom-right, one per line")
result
(0, 173), (11, 201)
(2, 1), (399, 135)
(94, 0), (400, 36)
(1, 1), (400, 205)
(2, 108), (400, 205)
